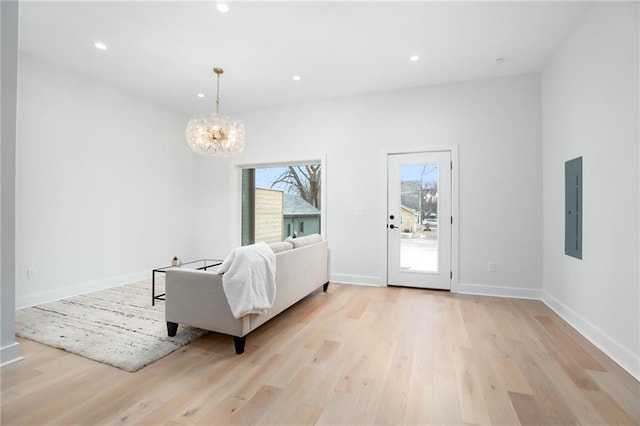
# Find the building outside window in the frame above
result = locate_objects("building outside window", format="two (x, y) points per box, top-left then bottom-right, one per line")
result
(242, 164), (321, 244)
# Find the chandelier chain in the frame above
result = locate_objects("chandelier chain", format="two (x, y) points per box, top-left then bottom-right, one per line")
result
(215, 71), (221, 114)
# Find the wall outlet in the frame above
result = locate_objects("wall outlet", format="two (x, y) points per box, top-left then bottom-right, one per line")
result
(27, 268), (37, 279)
(487, 262), (496, 272)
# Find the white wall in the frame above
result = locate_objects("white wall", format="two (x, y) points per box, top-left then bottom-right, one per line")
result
(542, 2), (639, 378)
(15, 53), (200, 308)
(1, 0), (22, 365)
(196, 73), (543, 297)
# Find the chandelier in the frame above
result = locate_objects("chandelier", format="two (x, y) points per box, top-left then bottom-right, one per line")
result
(186, 67), (246, 156)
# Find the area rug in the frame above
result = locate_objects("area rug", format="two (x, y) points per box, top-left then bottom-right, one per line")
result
(15, 279), (206, 372)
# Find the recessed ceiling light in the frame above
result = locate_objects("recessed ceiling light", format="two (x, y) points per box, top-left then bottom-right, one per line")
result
(292, 75), (301, 81)
(216, 3), (229, 13)
(409, 55), (419, 62)
(94, 41), (108, 51)
(197, 93), (205, 98)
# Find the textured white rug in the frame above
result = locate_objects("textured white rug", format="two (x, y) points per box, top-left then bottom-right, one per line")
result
(15, 279), (206, 372)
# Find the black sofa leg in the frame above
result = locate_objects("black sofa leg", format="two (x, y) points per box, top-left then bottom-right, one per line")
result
(323, 281), (330, 292)
(167, 322), (178, 337)
(234, 336), (247, 354)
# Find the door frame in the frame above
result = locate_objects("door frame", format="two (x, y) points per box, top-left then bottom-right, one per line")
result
(381, 146), (459, 292)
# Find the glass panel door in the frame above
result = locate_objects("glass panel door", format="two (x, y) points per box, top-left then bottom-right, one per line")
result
(388, 151), (451, 289)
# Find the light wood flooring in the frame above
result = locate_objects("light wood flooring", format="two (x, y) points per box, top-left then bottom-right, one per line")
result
(2, 284), (639, 425)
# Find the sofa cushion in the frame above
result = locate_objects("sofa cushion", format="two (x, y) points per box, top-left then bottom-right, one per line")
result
(287, 233), (322, 248)
(269, 241), (294, 253)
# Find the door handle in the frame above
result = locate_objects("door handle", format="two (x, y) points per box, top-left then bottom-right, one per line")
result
(389, 224), (398, 229)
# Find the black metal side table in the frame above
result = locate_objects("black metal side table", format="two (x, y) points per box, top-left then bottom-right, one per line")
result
(152, 258), (222, 305)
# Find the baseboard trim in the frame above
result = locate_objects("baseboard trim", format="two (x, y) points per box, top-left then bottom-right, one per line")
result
(541, 290), (640, 381)
(330, 274), (385, 287)
(16, 270), (149, 309)
(331, 281), (384, 288)
(457, 282), (542, 300)
(1, 342), (22, 367)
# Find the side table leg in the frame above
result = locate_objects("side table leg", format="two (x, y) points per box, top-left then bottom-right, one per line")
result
(167, 322), (178, 337)
(152, 271), (156, 306)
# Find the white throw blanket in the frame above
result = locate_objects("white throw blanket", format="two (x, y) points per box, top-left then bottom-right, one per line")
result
(217, 242), (276, 319)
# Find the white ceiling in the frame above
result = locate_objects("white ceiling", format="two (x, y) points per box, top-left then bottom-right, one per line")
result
(19, 1), (590, 116)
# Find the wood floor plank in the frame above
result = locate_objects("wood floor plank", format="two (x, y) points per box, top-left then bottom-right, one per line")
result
(229, 353), (287, 402)
(454, 347), (492, 426)
(109, 396), (164, 425)
(518, 353), (581, 425)
(194, 395), (245, 425)
(59, 371), (162, 425)
(509, 391), (545, 426)
(583, 387), (638, 425)
(536, 315), (605, 372)
(258, 366), (332, 424)
(348, 378), (385, 425)
(589, 369), (640, 423)
(334, 356), (370, 395)
(373, 337), (414, 425)
(315, 390), (357, 425)
(346, 295), (370, 319)
(310, 339), (342, 371)
(2, 283), (638, 425)
(474, 350), (522, 425)
(405, 380), (433, 425)
(285, 403), (323, 425)
(494, 357), (534, 395)
(534, 355), (609, 425)
(432, 369), (463, 425)
(540, 336), (602, 391)
(264, 346), (315, 389)
(232, 384), (282, 425)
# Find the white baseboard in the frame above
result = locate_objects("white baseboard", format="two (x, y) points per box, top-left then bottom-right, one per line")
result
(1, 342), (22, 367)
(16, 270), (150, 309)
(542, 290), (640, 381)
(330, 273), (385, 287)
(457, 282), (542, 300)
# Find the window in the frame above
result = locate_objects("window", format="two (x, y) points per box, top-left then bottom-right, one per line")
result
(241, 163), (321, 245)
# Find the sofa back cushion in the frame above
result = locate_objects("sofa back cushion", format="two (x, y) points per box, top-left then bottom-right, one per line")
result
(269, 241), (294, 253)
(286, 233), (322, 248)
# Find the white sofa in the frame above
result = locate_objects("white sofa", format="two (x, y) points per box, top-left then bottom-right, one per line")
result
(165, 235), (330, 354)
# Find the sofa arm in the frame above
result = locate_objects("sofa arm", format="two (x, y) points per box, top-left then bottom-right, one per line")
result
(165, 269), (250, 337)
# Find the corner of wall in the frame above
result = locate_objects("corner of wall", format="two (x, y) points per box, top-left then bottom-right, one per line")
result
(1, 0), (21, 367)
(0, 342), (22, 367)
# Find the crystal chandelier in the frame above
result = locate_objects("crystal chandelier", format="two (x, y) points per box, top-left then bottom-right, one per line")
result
(186, 67), (246, 156)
